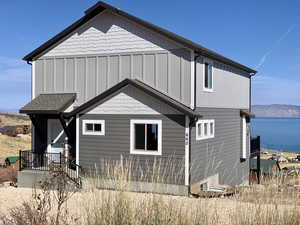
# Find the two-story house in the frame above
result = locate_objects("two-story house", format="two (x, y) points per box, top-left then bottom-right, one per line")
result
(19, 1), (256, 195)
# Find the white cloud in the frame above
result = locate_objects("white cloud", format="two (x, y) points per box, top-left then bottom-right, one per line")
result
(256, 24), (296, 69)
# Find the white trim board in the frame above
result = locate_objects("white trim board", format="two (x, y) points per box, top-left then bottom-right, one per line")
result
(190, 50), (195, 109)
(242, 116), (247, 159)
(32, 61), (36, 99)
(185, 116), (190, 186)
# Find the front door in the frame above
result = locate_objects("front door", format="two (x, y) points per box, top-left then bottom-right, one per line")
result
(47, 119), (65, 163)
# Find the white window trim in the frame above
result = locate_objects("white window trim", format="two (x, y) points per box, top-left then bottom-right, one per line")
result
(82, 119), (105, 136)
(203, 58), (214, 92)
(196, 119), (215, 140)
(130, 119), (162, 156)
(241, 116), (247, 159)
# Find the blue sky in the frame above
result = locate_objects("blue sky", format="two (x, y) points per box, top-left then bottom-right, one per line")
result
(0, 0), (299, 111)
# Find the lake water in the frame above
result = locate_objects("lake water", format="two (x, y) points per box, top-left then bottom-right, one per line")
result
(251, 117), (300, 153)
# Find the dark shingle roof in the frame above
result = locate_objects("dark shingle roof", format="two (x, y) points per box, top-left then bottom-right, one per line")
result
(20, 93), (76, 114)
(65, 79), (200, 119)
(23, 1), (256, 74)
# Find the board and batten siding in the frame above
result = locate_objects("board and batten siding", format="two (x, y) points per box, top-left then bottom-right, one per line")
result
(34, 49), (191, 106)
(195, 57), (250, 109)
(79, 114), (186, 185)
(190, 108), (249, 186)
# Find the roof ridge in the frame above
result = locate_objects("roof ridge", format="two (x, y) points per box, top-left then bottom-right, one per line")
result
(23, 1), (256, 74)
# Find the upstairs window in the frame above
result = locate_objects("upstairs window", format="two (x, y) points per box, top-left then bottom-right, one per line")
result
(82, 120), (105, 135)
(204, 60), (213, 91)
(196, 120), (215, 140)
(130, 120), (162, 155)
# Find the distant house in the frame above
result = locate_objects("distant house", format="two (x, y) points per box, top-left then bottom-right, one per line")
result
(250, 158), (280, 183)
(18, 1), (256, 195)
(0, 125), (30, 137)
(268, 155), (288, 163)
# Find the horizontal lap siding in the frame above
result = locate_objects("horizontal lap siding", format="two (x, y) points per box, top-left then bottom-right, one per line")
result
(79, 114), (185, 185)
(190, 108), (249, 186)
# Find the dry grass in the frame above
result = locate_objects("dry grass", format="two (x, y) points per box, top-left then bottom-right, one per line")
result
(0, 114), (30, 127)
(1, 159), (300, 225)
(0, 113), (31, 160)
(0, 135), (31, 160)
(261, 148), (299, 160)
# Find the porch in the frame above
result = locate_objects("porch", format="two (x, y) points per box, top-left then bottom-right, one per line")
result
(18, 150), (82, 188)
(18, 93), (80, 187)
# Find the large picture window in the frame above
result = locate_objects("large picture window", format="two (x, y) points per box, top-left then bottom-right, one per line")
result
(130, 120), (162, 155)
(204, 60), (213, 91)
(196, 120), (215, 140)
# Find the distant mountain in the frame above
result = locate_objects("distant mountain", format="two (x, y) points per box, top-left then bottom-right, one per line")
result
(252, 104), (300, 117)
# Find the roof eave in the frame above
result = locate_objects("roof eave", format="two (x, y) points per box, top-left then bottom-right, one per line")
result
(65, 79), (200, 119)
(22, 1), (256, 74)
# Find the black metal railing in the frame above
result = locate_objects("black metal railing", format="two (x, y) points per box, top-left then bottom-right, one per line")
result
(19, 150), (83, 188)
(19, 150), (62, 171)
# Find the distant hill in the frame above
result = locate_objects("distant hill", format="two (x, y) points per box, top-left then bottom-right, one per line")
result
(252, 104), (300, 117)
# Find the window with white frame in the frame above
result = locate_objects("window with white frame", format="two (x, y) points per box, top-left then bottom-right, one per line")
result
(196, 120), (215, 140)
(204, 60), (213, 91)
(130, 119), (162, 155)
(82, 120), (105, 135)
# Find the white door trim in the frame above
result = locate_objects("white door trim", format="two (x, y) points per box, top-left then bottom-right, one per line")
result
(185, 116), (190, 186)
(242, 116), (247, 159)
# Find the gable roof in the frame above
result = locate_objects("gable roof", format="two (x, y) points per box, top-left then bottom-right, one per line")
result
(20, 93), (76, 114)
(65, 79), (200, 119)
(23, 1), (256, 74)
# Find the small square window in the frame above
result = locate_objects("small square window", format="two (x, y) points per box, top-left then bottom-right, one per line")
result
(94, 123), (102, 132)
(82, 120), (105, 135)
(85, 123), (94, 132)
(196, 120), (215, 140)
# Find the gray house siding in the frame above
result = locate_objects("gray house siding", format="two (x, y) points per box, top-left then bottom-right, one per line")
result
(34, 49), (191, 106)
(190, 108), (249, 187)
(40, 11), (183, 57)
(195, 57), (250, 109)
(79, 114), (186, 185)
